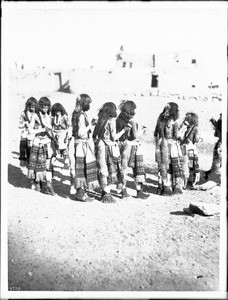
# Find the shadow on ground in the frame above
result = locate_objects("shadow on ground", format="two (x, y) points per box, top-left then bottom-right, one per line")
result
(8, 158), (160, 198)
(12, 151), (20, 159)
(127, 165), (158, 195)
(170, 211), (193, 217)
(8, 163), (30, 189)
(8, 233), (209, 291)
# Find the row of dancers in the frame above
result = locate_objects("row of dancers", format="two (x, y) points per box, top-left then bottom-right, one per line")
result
(18, 94), (219, 202)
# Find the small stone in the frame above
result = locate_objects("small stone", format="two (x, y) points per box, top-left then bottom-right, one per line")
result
(28, 271), (33, 277)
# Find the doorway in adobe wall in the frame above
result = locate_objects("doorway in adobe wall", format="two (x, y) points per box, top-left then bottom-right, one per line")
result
(151, 74), (158, 88)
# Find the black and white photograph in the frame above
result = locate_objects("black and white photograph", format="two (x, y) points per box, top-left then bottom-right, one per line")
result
(1, 1), (227, 299)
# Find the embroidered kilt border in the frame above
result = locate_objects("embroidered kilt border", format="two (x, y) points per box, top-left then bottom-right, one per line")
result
(171, 157), (182, 177)
(75, 149), (99, 189)
(86, 160), (98, 183)
(75, 156), (85, 180)
(28, 144), (47, 172)
(188, 150), (199, 172)
(75, 157), (98, 183)
(128, 146), (145, 178)
(106, 145), (124, 185)
(27, 144), (48, 181)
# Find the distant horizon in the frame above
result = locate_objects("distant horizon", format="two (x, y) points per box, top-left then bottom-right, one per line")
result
(9, 48), (214, 70)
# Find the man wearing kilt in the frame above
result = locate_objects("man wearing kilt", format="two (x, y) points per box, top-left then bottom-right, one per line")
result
(154, 102), (184, 196)
(68, 94), (99, 201)
(27, 97), (57, 195)
(92, 102), (130, 203)
(179, 112), (201, 189)
(116, 100), (149, 199)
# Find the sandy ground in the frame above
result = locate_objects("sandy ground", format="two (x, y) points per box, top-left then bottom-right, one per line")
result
(5, 76), (224, 292)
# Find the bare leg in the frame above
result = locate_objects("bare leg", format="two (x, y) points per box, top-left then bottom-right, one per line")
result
(192, 172), (200, 188)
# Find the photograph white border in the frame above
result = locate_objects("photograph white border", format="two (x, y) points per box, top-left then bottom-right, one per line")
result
(1, 1), (227, 299)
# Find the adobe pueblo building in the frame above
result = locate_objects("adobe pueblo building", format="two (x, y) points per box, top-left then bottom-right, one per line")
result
(115, 45), (222, 101)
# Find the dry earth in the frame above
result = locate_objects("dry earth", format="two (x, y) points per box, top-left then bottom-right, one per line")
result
(5, 73), (225, 292)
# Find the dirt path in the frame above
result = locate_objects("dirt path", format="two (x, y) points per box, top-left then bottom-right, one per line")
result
(7, 138), (221, 291)
(4, 88), (224, 293)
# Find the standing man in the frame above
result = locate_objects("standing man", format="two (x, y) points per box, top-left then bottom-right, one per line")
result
(69, 94), (99, 201)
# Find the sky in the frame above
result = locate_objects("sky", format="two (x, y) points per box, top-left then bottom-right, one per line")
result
(2, 1), (227, 70)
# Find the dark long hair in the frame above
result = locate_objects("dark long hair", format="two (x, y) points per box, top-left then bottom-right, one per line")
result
(155, 102), (179, 139)
(71, 110), (89, 137)
(71, 94), (91, 137)
(74, 94), (92, 113)
(51, 102), (67, 117)
(37, 97), (52, 115)
(36, 97), (52, 128)
(159, 102), (179, 122)
(184, 112), (199, 127)
(92, 102), (117, 140)
(116, 100), (136, 133)
(24, 97), (37, 113)
(210, 114), (222, 140)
